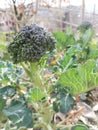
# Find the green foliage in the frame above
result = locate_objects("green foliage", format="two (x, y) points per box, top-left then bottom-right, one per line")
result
(0, 61), (23, 86)
(0, 99), (7, 128)
(88, 43), (98, 59)
(60, 94), (74, 114)
(0, 85), (33, 129)
(1, 24), (98, 130)
(29, 87), (45, 101)
(0, 62), (33, 129)
(53, 29), (75, 51)
(52, 85), (74, 114)
(0, 44), (6, 51)
(0, 32), (14, 43)
(0, 44), (9, 61)
(59, 45), (81, 71)
(0, 86), (16, 98)
(3, 100), (33, 128)
(77, 21), (92, 33)
(71, 124), (89, 130)
(52, 27), (98, 96)
(80, 28), (94, 46)
(58, 60), (98, 95)
(53, 31), (67, 50)
(8, 24), (56, 63)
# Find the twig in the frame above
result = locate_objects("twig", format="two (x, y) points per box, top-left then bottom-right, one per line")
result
(58, 107), (86, 125)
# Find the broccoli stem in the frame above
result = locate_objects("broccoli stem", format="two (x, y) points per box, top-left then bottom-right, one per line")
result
(33, 122), (53, 130)
(20, 62), (43, 90)
(29, 62), (43, 90)
(20, 62), (33, 79)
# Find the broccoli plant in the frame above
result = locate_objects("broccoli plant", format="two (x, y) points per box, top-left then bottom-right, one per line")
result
(77, 21), (93, 33)
(8, 24), (56, 89)
(7, 24), (56, 129)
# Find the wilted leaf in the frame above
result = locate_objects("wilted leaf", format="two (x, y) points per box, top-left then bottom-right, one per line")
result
(93, 103), (98, 111)
(77, 102), (97, 121)
(53, 112), (65, 124)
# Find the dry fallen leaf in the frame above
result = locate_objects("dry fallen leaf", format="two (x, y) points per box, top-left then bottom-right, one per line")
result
(93, 103), (98, 112)
(77, 102), (97, 121)
(53, 112), (65, 124)
(57, 107), (85, 125)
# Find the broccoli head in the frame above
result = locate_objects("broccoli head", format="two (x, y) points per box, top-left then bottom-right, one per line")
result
(8, 24), (56, 63)
(77, 21), (92, 33)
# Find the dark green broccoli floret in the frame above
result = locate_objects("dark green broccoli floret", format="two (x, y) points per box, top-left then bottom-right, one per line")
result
(77, 21), (92, 33)
(8, 24), (56, 63)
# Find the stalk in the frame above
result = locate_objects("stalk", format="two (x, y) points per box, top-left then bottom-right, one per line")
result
(34, 122), (53, 130)
(29, 62), (43, 90)
(20, 62), (32, 80)
(20, 62), (43, 90)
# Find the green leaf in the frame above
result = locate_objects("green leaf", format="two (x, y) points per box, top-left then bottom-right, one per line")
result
(71, 124), (89, 130)
(81, 29), (94, 46)
(3, 100), (33, 128)
(60, 94), (74, 114)
(0, 99), (7, 125)
(58, 60), (98, 95)
(0, 61), (5, 68)
(59, 45), (81, 71)
(0, 86), (16, 98)
(0, 44), (6, 51)
(66, 27), (74, 35)
(0, 99), (6, 111)
(0, 61), (23, 86)
(52, 85), (74, 113)
(29, 87), (45, 101)
(57, 128), (68, 130)
(53, 30), (75, 51)
(53, 31), (67, 50)
(0, 44), (9, 61)
(53, 101), (59, 112)
(88, 44), (98, 59)
(80, 94), (87, 100)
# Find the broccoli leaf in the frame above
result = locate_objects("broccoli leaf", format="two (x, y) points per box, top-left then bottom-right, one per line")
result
(3, 100), (33, 128)
(58, 60), (98, 95)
